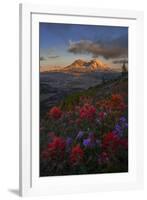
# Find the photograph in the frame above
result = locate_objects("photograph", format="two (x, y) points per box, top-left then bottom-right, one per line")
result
(39, 22), (128, 177)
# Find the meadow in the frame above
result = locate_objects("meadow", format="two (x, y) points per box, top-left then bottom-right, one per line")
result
(40, 76), (128, 176)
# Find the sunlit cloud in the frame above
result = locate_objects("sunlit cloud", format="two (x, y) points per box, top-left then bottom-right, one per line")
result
(68, 35), (128, 59)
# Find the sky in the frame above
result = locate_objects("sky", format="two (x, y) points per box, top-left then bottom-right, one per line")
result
(39, 23), (128, 70)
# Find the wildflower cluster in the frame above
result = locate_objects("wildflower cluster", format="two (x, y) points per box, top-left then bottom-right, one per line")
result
(40, 91), (128, 176)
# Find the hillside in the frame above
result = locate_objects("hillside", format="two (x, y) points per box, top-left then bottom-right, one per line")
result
(59, 76), (128, 111)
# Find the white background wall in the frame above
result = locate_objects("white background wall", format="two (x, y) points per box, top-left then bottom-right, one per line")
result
(0, 0), (146, 199)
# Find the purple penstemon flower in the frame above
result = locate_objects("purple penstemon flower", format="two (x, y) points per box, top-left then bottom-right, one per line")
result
(113, 124), (123, 137)
(113, 116), (128, 137)
(119, 116), (127, 123)
(76, 131), (84, 139)
(115, 124), (122, 132)
(66, 137), (72, 146)
(119, 116), (128, 129)
(83, 138), (91, 147)
(83, 137), (97, 148)
(125, 123), (128, 128)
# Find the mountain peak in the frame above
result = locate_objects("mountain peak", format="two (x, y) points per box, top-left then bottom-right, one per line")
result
(41, 59), (111, 73)
(69, 59), (86, 67)
(64, 58), (110, 72)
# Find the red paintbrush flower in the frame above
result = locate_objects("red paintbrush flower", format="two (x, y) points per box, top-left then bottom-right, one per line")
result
(48, 136), (66, 159)
(49, 106), (62, 119)
(102, 132), (128, 153)
(70, 144), (84, 164)
(79, 103), (96, 121)
(111, 94), (123, 105)
(102, 132), (120, 152)
(98, 111), (106, 121)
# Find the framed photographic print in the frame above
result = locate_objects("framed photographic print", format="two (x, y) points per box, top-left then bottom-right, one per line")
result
(19, 3), (144, 196)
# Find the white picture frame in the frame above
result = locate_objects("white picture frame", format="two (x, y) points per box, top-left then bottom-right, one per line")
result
(19, 3), (144, 197)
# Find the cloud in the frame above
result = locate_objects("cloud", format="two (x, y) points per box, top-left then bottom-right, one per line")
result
(113, 59), (128, 64)
(68, 35), (128, 59)
(40, 55), (60, 61)
(48, 55), (60, 59)
(40, 56), (46, 61)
